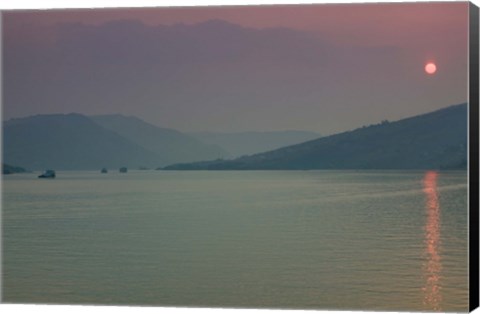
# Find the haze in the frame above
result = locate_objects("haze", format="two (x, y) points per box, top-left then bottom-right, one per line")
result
(2, 2), (468, 134)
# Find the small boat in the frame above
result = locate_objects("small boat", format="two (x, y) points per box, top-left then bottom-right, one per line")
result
(38, 170), (56, 178)
(119, 167), (128, 173)
(101, 168), (108, 173)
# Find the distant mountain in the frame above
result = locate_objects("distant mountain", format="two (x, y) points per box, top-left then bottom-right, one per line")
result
(3, 113), (228, 170)
(190, 131), (321, 157)
(3, 113), (162, 170)
(164, 103), (467, 170)
(91, 115), (227, 165)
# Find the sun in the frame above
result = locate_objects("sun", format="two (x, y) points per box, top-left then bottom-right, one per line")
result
(425, 62), (437, 75)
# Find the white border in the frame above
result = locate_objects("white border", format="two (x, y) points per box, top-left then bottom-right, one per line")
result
(0, 0), (476, 10)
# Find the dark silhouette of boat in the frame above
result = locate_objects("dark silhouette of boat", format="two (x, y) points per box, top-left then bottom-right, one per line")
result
(38, 170), (56, 178)
(101, 168), (108, 173)
(119, 167), (128, 173)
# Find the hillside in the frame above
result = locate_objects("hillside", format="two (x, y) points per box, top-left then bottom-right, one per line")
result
(91, 115), (227, 165)
(190, 130), (321, 157)
(164, 103), (468, 170)
(3, 113), (162, 170)
(2, 163), (28, 174)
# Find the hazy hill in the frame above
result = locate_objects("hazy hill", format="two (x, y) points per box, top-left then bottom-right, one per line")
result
(190, 131), (321, 157)
(164, 103), (467, 170)
(3, 113), (162, 170)
(2, 163), (28, 174)
(91, 115), (227, 165)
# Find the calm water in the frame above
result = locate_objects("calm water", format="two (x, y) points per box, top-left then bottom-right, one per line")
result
(2, 170), (468, 311)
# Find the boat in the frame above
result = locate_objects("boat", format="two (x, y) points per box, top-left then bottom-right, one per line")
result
(101, 167), (108, 173)
(119, 167), (128, 173)
(38, 170), (56, 178)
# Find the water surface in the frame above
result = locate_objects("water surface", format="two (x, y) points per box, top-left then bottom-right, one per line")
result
(2, 170), (468, 311)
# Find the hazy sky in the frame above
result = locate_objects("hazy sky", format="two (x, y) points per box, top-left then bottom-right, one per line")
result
(2, 2), (469, 134)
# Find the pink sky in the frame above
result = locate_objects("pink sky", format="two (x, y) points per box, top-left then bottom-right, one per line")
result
(2, 2), (470, 133)
(6, 3), (467, 43)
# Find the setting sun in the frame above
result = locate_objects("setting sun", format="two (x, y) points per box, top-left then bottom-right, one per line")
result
(425, 62), (437, 75)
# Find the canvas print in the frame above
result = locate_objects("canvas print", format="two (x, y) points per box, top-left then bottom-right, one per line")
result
(1, 1), (477, 312)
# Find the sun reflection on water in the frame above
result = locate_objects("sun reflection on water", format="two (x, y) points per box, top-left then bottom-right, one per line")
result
(422, 171), (442, 311)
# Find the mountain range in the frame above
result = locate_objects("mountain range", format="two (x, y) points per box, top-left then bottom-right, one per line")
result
(2, 113), (319, 171)
(3, 103), (468, 171)
(91, 114), (227, 163)
(164, 103), (468, 170)
(3, 114), (226, 170)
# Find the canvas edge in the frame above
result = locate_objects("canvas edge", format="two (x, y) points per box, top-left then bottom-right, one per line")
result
(0, 1), (476, 313)
(469, 1), (480, 312)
